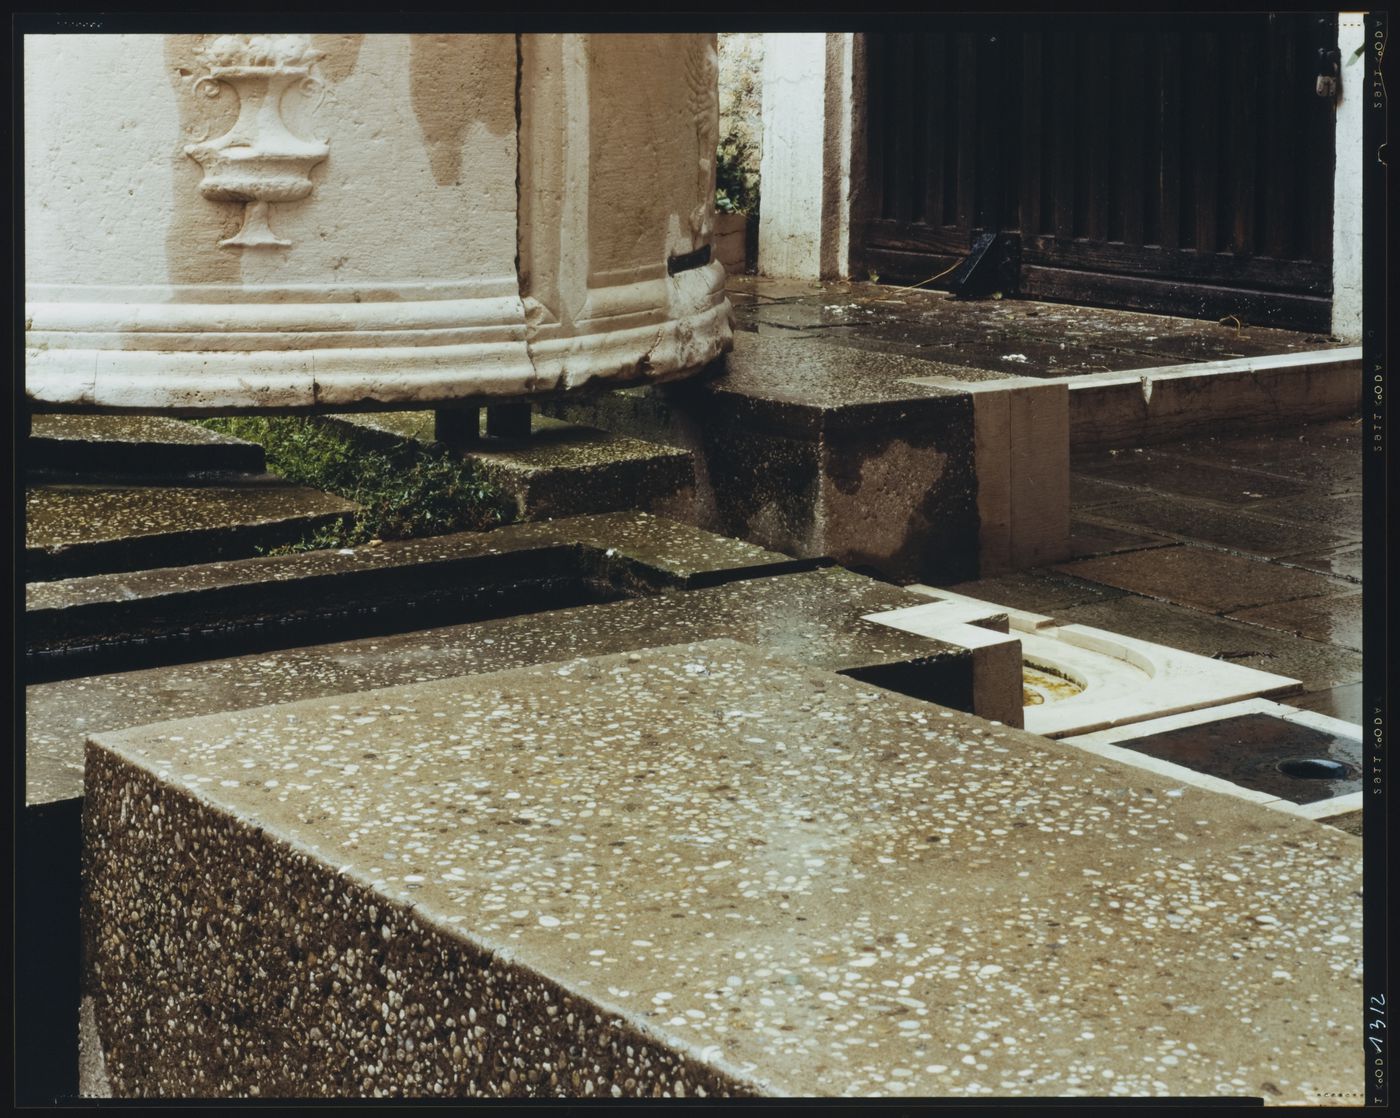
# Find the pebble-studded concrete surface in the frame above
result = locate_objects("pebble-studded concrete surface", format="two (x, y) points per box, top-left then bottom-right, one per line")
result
(27, 511), (808, 612)
(31, 568), (961, 806)
(84, 640), (1362, 1100)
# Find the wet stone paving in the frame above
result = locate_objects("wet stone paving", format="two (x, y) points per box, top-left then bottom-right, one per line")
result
(954, 419), (1363, 727)
(85, 640), (1362, 1100)
(726, 277), (1347, 378)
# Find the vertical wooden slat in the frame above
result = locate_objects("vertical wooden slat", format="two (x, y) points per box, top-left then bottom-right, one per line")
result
(976, 30), (1002, 231)
(909, 33), (929, 225)
(1263, 15), (1292, 259)
(954, 31), (977, 232)
(1051, 31), (1076, 241)
(865, 34), (886, 221)
(923, 32), (946, 228)
(1019, 29), (1043, 235)
(1158, 31), (1182, 252)
(1228, 25), (1259, 255)
(1192, 32), (1219, 255)
(890, 36), (915, 226)
(1083, 29), (1109, 243)
(1119, 30), (1146, 246)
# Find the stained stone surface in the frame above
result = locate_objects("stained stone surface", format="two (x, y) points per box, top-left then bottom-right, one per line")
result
(550, 331), (981, 583)
(26, 482), (358, 581)
(1053, 546), (1353, 615)
(1070, 452), (1307, 505)
(1227, 593), (1363, 653)
(84, 640), (1363, 1100)
(321, 412), (697, 522)
(27, 415), (266, 475)
(724, 277), (1345, 376)
(30, 567), (969, 808)
(1079, 497), (1360, 559)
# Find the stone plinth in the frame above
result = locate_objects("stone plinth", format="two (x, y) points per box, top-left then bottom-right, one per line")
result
(25, 34), (731, 413)
(85, 640), (1361, 1099)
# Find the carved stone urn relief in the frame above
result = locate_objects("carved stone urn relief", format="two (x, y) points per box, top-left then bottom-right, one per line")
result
(24, 33), (731, 413)
(183, 34), (329, 248)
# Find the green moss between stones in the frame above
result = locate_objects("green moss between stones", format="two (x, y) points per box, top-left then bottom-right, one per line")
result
(191, 417), (511, 553)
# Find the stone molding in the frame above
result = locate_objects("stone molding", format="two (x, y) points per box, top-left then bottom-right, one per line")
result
(25, 33), (731, 413)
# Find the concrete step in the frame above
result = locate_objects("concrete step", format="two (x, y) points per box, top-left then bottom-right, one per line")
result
(82, 639), (1362, 1099)
(25, 479), (357, 582)
(543, 331), (989, 584)
(25, 512), (825, 677)
(27, 415), (266, 477)
(320, 411), (696, 523)
(29, 561), (971, 812)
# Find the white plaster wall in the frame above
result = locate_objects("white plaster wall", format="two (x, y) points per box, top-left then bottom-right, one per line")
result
(1331, 14), (1365, 343)
(757, 33), (828, 278)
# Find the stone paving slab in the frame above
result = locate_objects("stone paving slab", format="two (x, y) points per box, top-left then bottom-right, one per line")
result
(1053, 546), (1353, 616)
(1051, 596), (1362, 696)
(83, 639), (1363, 1101)
(1079, 498), (1361, 559)
(946, 570), (1132, 616)
(27, 513), (825, 664)
(26, 482), (358, 582)
(1146, 421), (1364, 487)
(322, 413), (696, 522)
(27, 415), (265, 476)
(29, 567), (969, 808)
(1227, 593), (1363, 653)
(725, 278), (1344, 378)
(1070, 452), (1307, 505)
(1279, 544), (1364, 584)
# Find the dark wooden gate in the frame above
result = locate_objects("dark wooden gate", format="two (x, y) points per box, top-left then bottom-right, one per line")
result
(858, 14), (1338, 331)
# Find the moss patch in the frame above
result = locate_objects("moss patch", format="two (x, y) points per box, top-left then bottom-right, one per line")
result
(192, 417), (510, 553)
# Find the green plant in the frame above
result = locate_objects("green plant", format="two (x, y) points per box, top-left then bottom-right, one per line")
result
(715, 132), (759, 215)
(192, 416), (510, 552)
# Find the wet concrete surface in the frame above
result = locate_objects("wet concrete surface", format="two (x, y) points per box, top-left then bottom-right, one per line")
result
(1227, 594), (1363, 653)
(25, 481), (358, 582)
(1053, 546), (1351, 615)
(1070, 452), (1308, 505)
(952, 419), (1364, 729)
(1278, 544), (1364, 584)
(1079, 497), (1359, 559)
(27, 566), (970, 809)
(322, 412), (697, 521)
(726, 277), (1345, 379)
(84, 639), (1361, 1100)
(28, 414), (265, 476)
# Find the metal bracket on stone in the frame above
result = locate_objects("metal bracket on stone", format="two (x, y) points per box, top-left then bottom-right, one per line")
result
(667, 243), (712, 276)
(948, 232), (1021, 300)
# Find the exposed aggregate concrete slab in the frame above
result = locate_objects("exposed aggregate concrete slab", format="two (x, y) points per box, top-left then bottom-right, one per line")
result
(26, 482), (357, 581)
(84, 640), (1363, 1100)
(30, 567), (968, 807)
(27, 414), (266, 475)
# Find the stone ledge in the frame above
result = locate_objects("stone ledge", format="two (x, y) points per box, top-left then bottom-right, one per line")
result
(30, 565), (965, 809)
(26, 513), (826, 673)
(320, 412), (697, 523)
(27, 415), (266, 476)
(83, 639), (1363, 1099)
(25, 481), (357, 583)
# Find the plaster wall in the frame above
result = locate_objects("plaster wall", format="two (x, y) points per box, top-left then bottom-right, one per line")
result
(1331, 14), (1365, 343)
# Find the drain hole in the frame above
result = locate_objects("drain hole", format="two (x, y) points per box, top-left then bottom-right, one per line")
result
(1277, 757), (1351, 780)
